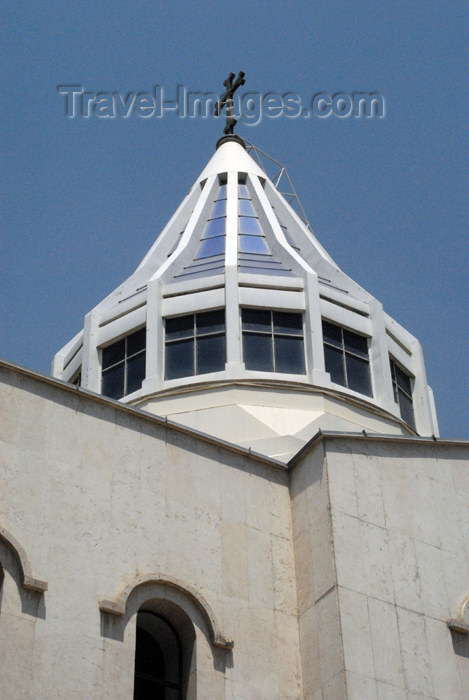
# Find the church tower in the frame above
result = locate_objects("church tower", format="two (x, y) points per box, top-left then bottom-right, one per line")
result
(2, 124), (468, 699)
(52, 134), (438, 460)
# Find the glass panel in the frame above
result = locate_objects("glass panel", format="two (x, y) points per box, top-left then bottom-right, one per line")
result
(243, 332), (273, 371)
(238, 184), (250, 198)
(344, 329), (368, 358)
(211, 199), (226, 218)
(166, 315), (194, 341)
(395, 365), (412, 396)
(204, 217), (225, 238)
(322, 321), (342, 349)
(239, 235), (270, 254)
(216, 184), (227, 200)
(239, 217), (262, 235)
(102, 363), (125, 399)
(196, 236), (226, 258)
(196, 309), (225, 335)
(346, 354), (372, 396)
(102, 339), (125, 369)
(126, 352), (145, 394)
(273, 311), (303, 336)
(165, 338), (194, 379)
(324, 345), (346, 386)
(242, 308), (271, 332)
(197, 334), (225, 374)
(275, 336), (305, 374)
(239, 199), (255, 216)
(127, 328), (146, 356)
(399, 389), (415, 428)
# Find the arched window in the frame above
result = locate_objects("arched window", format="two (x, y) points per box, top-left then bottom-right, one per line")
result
(134, 610), (183, 700)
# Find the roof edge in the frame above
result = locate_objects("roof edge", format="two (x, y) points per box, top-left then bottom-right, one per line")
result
(0, 359), (287, 471)
(288, 429), (469, 468)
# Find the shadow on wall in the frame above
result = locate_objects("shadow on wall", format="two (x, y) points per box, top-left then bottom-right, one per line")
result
(450, 631), (469, 659)
(100, 578), (233, 667)
(0, 541), (46, 620)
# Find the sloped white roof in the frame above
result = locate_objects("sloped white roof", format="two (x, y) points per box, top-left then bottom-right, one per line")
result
(52, 136), (438, 443)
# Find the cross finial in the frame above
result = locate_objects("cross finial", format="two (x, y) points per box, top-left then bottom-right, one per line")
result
(215, 71), (246, 135)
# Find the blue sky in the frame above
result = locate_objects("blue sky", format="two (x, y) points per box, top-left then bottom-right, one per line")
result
(1, 1), (467, 437)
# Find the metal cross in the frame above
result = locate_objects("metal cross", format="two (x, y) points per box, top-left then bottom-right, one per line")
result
(215, 72), (246, 135)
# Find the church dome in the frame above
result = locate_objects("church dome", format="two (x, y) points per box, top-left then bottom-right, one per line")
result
(52, 137), (438, 460)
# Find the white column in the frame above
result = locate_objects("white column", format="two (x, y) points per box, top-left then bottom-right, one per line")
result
(81, 309), (101, 393)
(368, 299), (396, 413)
(224, 170), (243, 376)
(141, 278), (163, 394)
(409, 338), (439, 436)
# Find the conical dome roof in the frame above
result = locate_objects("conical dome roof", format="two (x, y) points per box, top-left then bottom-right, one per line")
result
(53, 137), (438, 460)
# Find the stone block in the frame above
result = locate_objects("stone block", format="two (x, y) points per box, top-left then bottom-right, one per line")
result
(272, 534), (297, 615)
(326, 453), (358, 517)
(275, 610), (303, 697)
(353, 454), (386, 527)
(376, 681), (406, 700)
(396, 607), (434, 696)
(426, 616), (463, 699)
(310, 510), (336, 602)
(316, 588), (344, 684)
(247, 526), (274, 609)
(298, 603), (321, 697)
(331, 511), (364, 593)
(414, 540), (450, 621)
(407, 470), (440, 547)
(322, 670), (347, 700)
(360, 520), (394, 603)
(338, 587), (375, 678)
(379, 462), (413, 538)
(294, 526), (315, 614)
(368, 597), (404, 688)
(388, 530), (423, 614)
(221, 519), (248, 600)
(346, 670), (378, 699)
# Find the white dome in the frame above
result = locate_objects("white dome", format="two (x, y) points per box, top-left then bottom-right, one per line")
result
(52, 138), (438, 460)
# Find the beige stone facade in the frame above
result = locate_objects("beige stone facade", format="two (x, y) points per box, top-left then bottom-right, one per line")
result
(1, 360), (468, 699)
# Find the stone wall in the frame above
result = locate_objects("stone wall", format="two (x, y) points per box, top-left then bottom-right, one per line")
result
(2, 362), (468, 699)
(0, 364), (302, 699)
(291, 435), (469, 699)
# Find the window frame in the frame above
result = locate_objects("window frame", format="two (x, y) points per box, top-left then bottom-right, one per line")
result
(164, 309), (226, 380)
(101, 327), (146, 400)
(134, 610), (184, 700)
(195, 181), (227, 260)
(237, 182), (270, 256)
(71, 370), (81, 387)
(241, 308), (306, 375)
(322, 320), (373, 397)
(390, 357), (416, 429)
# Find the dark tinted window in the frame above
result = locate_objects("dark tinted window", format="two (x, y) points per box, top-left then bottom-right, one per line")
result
(165, 311), (225, 380)
(242, 309), (305, 375)
(390, 358), (415, 430)
(134, 612), (182, 700)
(102, 338), (125, 369)
(322, 321), (372, 397)
(101, 328), (146, 399)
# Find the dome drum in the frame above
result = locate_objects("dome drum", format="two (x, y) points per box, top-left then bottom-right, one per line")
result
(52, 140), (438, 458)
